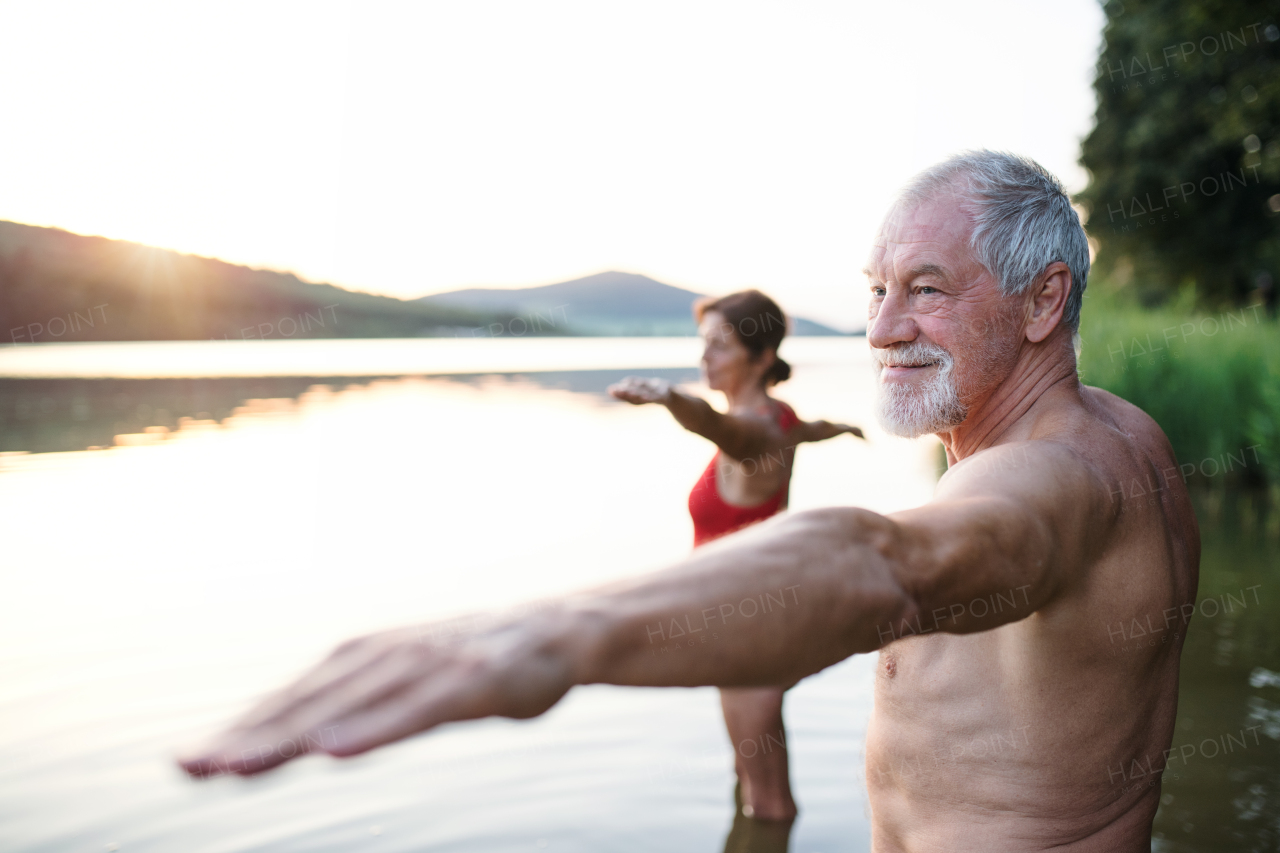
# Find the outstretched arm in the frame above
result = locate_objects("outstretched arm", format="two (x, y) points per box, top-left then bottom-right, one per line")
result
(567, 442), (1102, 687)
(786, 419), (864, 444)
(177, 442), (1107, 778)
(607, 376), (786, 460)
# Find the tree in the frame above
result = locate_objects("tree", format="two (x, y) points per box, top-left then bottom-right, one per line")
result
(1078, 0), (1280, 308)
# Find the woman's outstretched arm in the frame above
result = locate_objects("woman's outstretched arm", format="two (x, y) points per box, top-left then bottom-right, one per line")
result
(608, 377), (864, 456)
(786, 420), (864, 444)
(607, 377), (784, 460)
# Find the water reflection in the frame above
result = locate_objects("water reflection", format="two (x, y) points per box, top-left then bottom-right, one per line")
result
(0, 352), (1276, 851)
(1150, 496), (1280, 853)
(722, 785), (795, 853)
(0, 362), (894, 853)
(0, 368), (700, 454)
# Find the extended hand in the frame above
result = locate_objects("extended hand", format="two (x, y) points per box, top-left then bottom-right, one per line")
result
(177, 617), (574, 778)
(796, 421), (866, 443)
(608, 376), (674, 405)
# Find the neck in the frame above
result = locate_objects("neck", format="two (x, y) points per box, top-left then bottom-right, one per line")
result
(938, 331), (1079, 463)
(725, 381), (771, 412)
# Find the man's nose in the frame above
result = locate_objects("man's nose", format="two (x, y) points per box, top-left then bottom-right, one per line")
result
(867, 288), (919, 350)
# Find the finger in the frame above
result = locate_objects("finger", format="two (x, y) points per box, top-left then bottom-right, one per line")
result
(178, 721), (335, 777)
(225, 636), (398, 733)
(270, 644), (446, 736)
(180, 644), (441, 776)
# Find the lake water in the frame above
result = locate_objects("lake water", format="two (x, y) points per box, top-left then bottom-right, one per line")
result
(0, 337), (1275, 852)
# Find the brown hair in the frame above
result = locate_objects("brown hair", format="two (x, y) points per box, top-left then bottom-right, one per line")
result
(692, 289), (791, 385)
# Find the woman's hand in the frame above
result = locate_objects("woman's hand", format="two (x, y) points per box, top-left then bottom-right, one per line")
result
(608, 376), (674, 406)
(177, 615), (576, 778)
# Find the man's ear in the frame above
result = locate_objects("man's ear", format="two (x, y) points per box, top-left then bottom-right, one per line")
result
(1025, 262), (1071, 343)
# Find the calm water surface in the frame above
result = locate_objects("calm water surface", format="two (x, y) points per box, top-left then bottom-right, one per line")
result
(0, 338), (1275, 852)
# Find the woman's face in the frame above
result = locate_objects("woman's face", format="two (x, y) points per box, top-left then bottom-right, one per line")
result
(699, 310), (772, 393)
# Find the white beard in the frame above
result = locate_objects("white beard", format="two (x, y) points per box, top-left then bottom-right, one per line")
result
(873, 341), (967, 438)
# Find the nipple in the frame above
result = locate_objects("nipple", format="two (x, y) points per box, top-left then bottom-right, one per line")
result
(883, 654), (897, 678)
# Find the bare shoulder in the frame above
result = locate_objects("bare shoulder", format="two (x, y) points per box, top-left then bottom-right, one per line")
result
(1079, 385), (1177, 456)
(936, 438), (1119, 573)
(1079, 382), (1198, 524)
(1073, 385), (1198, 567)
(726, 404), (787, 436)
(933, 380), (1191, 559)
(935, 389), (1146, 547)
(1080, 385), (1157, 432)
(940, 436), (1108, 501)
(1071, 384), (1187, 505)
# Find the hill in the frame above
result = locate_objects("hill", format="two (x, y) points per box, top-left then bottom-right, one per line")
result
(0, 221), (514, 343)
(420, 271), (846, 336)
(0, 221), (848, 341)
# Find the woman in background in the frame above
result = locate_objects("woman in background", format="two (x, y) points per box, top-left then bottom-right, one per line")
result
(609, 290), (863, 822)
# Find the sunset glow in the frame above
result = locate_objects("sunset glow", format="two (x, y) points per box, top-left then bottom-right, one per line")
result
(0, 1), (1104, 330)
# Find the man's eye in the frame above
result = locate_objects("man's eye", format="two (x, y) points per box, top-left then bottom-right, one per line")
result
(872, 287), (885, 297)
(919, 286), (939, 294)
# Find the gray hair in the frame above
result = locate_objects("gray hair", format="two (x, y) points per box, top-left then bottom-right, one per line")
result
(897, 150), (1090, 332)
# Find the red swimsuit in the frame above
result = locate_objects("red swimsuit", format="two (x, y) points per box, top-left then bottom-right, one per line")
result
(688, 400), (800, 548)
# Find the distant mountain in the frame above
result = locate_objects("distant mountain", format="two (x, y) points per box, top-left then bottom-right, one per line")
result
(419, 271), (847, 336)
(0, 221), (516, 343)
(0, 222), (848, 342)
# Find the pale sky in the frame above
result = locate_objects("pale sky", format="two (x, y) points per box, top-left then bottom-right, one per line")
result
(0, 1), (1105, 331)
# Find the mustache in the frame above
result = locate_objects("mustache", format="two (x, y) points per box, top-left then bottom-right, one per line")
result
(871, 342), (954, 370)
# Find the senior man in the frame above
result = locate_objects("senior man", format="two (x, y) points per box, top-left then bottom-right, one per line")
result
(180, 151), (1198, 852)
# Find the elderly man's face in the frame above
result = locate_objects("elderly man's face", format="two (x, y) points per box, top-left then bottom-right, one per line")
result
(863, 195), (1023, 438)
